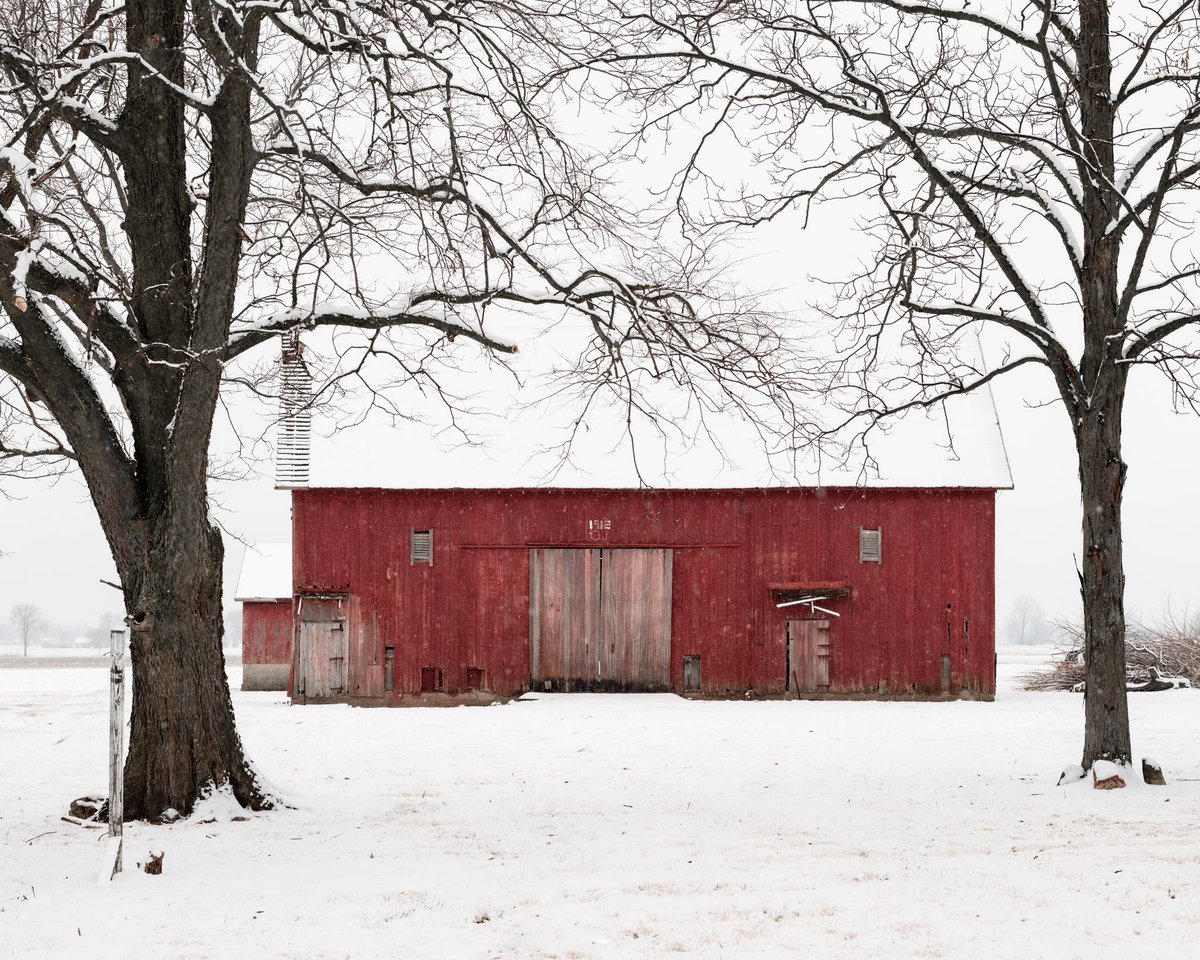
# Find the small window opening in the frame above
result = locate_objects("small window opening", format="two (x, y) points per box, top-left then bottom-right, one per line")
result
(411, 529), (433, 566)
(420, 667), (443, 692)
(384, 646), (395, 693)
(466, 666), (485, 690)
(683, 655), (702, 693)
(859, 527), (882, 564)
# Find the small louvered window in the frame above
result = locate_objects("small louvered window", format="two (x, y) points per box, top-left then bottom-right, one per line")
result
(411, 529), (433, 565)
(859, 527), (882, 564)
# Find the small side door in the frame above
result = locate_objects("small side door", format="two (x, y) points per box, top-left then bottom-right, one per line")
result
(787, 619), (831, 693)
(296, 602), (349, 700)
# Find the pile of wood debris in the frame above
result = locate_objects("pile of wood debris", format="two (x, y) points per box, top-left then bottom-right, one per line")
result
(1020, 613), (1200, 692)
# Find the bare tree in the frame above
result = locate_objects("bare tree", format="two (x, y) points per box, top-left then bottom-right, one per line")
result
(9, 603), (43, 656)
(1, 378), (72, 484)
(552, 0), (1200, 770)
(1007, 596), (1050, 646)
(0, 0), (792, 818)
(86, 610), (121, 647)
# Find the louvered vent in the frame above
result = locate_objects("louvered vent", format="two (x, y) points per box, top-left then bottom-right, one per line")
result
(411, 529), (433, 566)
(276, 330), (312, 488)
(859, 528), (882, 564)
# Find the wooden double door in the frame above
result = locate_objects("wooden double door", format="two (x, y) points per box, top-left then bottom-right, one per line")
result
(530, 548), (673, 691)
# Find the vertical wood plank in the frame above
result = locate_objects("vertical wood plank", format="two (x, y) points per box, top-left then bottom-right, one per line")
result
(599, 549), (672, 690)
(531, 548), (599, 687)
(296, 612), (347, 698)
(529, 548), (542, 680)
(788, 619), (831, 693)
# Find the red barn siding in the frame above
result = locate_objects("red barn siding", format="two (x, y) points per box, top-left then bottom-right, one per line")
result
(243, 600), (292, 664)
(290, 487), (998, 701)
(241, 599), (292, 690)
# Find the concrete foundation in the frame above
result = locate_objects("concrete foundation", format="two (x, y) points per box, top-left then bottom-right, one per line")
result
(242, 663), (290, 691)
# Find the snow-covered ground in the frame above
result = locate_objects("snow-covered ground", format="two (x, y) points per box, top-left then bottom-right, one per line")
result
(3, 645), (1199, 959)
(0, 644), (106, 660)
(0, 644), (240, 664)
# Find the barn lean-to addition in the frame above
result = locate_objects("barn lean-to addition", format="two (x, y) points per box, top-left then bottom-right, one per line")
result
(235, 361), (1012, 703)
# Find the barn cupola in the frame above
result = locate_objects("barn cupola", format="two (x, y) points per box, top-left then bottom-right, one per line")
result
(276, 330), (312, 489)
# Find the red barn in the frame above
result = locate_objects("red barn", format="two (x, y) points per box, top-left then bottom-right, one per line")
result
(244, 384), (1012, 703)
(288, 486), (1001, 701)
(234, 542), (292, 690)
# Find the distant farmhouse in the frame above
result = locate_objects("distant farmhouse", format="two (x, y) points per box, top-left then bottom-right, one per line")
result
(236, 384), (1012, 703)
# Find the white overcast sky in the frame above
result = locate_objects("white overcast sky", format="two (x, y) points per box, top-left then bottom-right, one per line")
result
(3, 184), (1199, 637)
(1, 353), (1198, 638)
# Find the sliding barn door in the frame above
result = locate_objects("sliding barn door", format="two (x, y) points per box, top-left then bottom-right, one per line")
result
(530, 548), (600, 688)
(600, 548), (673, 690)
(530, 548), (672, 691)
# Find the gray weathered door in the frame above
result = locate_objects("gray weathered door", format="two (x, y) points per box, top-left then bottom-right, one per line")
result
(531, 548), (672, 690)
(787, 619), (830, 693)
(530, 548), (600, 688)
(599, 548), (672, 690)
(297, 618), (347, 698)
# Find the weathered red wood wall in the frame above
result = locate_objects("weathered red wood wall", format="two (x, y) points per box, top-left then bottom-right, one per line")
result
(290, 487), (998, 700)
(242, 599), (293, 666)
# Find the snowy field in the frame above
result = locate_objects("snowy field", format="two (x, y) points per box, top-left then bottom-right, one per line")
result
(0, 645), (240, 665)
(3, 645), (1200, 959)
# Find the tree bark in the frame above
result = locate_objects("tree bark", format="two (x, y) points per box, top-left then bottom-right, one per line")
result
(1077, 391), (1132, 769)
(1074, 0), (1131, 770)
(120, 501), (273, 820)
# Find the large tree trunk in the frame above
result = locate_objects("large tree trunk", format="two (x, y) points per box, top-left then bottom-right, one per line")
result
(1074, 0), (1131, 771)
(1077, 392), (1132, 769)
(120, 499), (274, 821)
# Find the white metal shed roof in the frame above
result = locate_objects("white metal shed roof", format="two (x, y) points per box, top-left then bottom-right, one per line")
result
(234, 542), (292, 602)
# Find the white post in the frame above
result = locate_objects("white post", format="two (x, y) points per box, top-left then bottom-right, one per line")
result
(104, 626), (126, 879)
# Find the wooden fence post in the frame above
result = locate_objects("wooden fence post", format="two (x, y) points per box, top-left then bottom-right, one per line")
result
(99, 626), (126, 882)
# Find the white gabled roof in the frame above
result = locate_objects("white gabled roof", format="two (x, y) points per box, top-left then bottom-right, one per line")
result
(300, 384), (1012, 491)
(234, 542), (292, 602)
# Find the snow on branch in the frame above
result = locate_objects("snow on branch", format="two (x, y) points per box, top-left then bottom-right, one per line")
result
(226, 303), (521, 360)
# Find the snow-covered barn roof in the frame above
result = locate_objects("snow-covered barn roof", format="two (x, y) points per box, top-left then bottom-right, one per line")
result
(299, 384), (1013, 491)
(234, 542), (292, 602)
